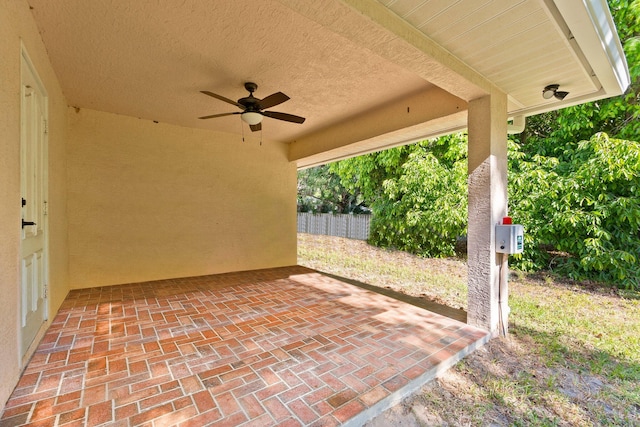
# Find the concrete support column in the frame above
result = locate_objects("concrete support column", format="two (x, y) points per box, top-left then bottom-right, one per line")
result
(467, 93), (508, 335)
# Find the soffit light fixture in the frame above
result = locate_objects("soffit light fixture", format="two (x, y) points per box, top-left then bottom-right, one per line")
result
(241, 111), (263, 125)
(542, 84), (569, 101)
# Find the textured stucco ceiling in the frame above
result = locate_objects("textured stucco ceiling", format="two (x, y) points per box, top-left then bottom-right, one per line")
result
(27, 0), (628, 165)
(27, 0), (433, 142)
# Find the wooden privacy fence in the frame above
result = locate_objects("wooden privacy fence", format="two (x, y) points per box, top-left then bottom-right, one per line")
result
(297, 212), (371, 240)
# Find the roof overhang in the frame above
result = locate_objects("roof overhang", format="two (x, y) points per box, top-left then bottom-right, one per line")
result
(25, 0), (629, 168)
(556, 0), (630, 97)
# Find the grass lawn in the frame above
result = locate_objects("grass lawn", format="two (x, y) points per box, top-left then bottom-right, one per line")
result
(298, 233), (640, 426)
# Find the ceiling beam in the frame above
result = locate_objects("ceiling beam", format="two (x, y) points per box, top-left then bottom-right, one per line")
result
(289, 85), (467, 166)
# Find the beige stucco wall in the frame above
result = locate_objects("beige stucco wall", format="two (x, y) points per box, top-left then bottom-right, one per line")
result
(0, 0), (70, 412)
(0, 1), (296, 411)
(66, 108), (297, 289)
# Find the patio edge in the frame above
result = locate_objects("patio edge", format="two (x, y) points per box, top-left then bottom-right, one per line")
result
(343, 329), (491, 426)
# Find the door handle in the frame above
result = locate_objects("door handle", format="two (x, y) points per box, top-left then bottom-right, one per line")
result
(22, 219), (36, 229)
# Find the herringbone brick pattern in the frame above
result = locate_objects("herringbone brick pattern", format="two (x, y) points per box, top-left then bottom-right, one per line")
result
(0, 266), (489, 426)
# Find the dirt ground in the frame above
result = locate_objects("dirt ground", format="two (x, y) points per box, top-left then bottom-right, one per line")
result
(298, 234), (640, 426)
(365, 332), (639, 426)
(365, 337), (610, 426)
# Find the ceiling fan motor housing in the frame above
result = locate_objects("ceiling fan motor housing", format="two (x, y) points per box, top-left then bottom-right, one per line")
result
(239, 82), (261, 111)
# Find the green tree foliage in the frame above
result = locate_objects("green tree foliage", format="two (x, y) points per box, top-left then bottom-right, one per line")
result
(509, 134), (640, 289)
(331, 135), (468, 256)
(297, 165), (367, 213)
(319, 0), (640, 289)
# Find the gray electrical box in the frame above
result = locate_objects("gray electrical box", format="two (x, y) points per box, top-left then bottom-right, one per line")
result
(495, 224), (524, 254)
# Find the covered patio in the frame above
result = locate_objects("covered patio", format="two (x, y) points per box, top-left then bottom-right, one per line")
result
(0, 0), (629, 424)
(0, 267), (488, 426)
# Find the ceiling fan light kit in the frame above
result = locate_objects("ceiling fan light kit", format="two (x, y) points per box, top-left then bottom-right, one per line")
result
(241, 112), (263, 125)
(199, 82), (305, 132)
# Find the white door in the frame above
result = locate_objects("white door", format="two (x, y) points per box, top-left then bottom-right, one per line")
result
(20, 48), (48, 356)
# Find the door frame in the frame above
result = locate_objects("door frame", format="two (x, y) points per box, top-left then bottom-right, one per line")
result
(19, 42), (49, 361)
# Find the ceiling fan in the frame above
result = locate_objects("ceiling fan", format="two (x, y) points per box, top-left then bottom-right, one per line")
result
(198, 82), (306, 132)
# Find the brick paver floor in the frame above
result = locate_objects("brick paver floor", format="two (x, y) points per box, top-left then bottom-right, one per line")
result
(0, 266), (489, 426)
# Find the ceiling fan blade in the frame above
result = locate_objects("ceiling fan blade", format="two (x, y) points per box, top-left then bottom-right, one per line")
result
(249, 123), (262, 132)
(198, 112), (240, 120)
(200, 91), (243, 109)
(258, 92), (290, 110)
(262, 110), (306, 124)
